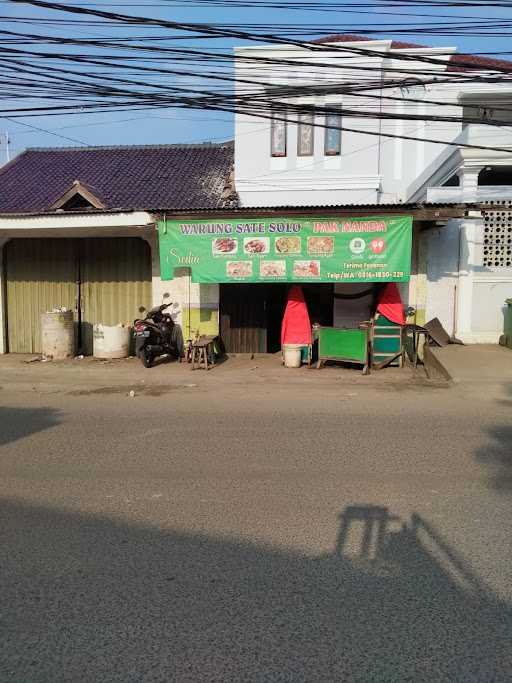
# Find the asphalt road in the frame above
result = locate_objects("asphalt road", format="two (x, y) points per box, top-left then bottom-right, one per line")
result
(1, 377), (512, 682)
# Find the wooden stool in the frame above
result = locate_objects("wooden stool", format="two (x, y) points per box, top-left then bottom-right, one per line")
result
(191, 340), (214, 370)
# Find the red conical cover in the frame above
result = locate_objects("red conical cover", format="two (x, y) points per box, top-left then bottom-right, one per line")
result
(281, 285), (312, 346)
(377, 282), (405, 325)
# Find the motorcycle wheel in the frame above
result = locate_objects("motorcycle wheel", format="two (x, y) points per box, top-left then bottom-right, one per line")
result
(141, 348), (154, 368)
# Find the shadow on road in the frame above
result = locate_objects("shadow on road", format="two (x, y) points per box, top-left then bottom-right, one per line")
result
(476, 423), (512, 493)
(1, 500), (511, 682)
(0, 406), (61, 447)
(476, 383), (512, 493)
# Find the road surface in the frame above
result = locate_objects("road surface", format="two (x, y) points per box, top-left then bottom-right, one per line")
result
(1, 373), (511, 681)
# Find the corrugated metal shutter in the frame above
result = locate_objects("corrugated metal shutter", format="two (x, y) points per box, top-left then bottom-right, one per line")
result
(5, 237), (152, 355)
(80, 237), (152, 354)
(5, 239), (77, 354)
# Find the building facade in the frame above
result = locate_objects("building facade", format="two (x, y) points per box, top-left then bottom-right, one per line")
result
(232, 35), (512, 343)
(1, 35), (511, 353)
(0, 144), (234, 354)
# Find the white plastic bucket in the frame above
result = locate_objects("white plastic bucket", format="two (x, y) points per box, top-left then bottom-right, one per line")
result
(93, 324), (130, 359)
(282, 343), (303, 368)
(41, 310), (75, 359)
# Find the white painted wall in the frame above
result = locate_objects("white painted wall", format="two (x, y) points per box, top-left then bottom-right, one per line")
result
(235, 41), (389, 207)
(456, 218), (512, 343)
(425, 217), (512, 343)
(425, 220), (461, 336)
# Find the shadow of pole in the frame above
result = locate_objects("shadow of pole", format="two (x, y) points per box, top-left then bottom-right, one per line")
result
(1, 498), (512, 681)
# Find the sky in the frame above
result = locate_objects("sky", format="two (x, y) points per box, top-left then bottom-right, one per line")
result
(1, 0), (512, 162)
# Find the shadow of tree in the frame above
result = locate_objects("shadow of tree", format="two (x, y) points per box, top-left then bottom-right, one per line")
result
(0, 406), (61, 447)
(1, 500), (511, 682)
(476, 424), (512, 493)
(477, 384), (512, 492)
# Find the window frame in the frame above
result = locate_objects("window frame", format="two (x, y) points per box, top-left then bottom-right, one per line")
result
(297, 112), (315, 157)
(270, 110), (287, 158)
(324, 110), (342, 156)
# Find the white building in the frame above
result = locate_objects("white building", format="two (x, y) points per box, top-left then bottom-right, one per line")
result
(234, 35), (512, 342)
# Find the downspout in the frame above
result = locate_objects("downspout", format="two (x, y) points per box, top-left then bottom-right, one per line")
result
(376, 68), (384, 204)
(453, 220), (463, 338)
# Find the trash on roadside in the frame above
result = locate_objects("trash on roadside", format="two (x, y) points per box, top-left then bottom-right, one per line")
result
(24, 356), (43, 364)
(51, 306), (69, 313)
(129, 390), (136, 398)
(75, 355), (84, 360)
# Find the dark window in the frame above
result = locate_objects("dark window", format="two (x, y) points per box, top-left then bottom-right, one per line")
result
(271, 112), (287, 157)
(479, 166), (512, 186)
(325, 111), (342, 156)
(297, 113), (314, 156)
(443, 174), (460, 187)
(60, 194), (97, 211)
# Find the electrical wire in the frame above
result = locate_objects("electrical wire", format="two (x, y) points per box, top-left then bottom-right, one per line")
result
(3, 0), (512, 156)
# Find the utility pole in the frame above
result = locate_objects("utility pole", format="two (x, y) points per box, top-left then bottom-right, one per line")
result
(1, 131), (10, 165)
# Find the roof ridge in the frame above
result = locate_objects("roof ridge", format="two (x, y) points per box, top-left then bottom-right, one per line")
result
(25, 142), (232, 153)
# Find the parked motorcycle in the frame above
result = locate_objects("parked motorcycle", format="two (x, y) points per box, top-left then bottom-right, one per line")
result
(133, 301), (184, 368)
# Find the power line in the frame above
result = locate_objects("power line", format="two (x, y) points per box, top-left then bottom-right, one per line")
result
(1, 114), (89, 144)
(2, 0), (512, 157)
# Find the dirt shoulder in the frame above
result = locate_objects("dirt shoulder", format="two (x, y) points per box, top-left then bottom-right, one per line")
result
(0, 353), (438, 396)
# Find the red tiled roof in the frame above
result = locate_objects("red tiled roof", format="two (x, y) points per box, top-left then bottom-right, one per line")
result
(313, 34), (512, 72)
(313, 33), (378, 45)
(447, 53), (512, 73)
(0, 143), (235, 213)
(313, 34), (428, 49)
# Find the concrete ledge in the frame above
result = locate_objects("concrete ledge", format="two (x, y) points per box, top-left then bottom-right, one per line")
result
(428, 344), (512, 384)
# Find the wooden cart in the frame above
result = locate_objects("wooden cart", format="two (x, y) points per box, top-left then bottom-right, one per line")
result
(312, 325), (371, 375)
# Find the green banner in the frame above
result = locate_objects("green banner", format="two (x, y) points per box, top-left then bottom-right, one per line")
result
(158, 215), (412, 284)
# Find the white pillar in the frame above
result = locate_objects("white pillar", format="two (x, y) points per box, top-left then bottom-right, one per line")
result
(455, 218), (479, 340)
(460, 168), (481, 202)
